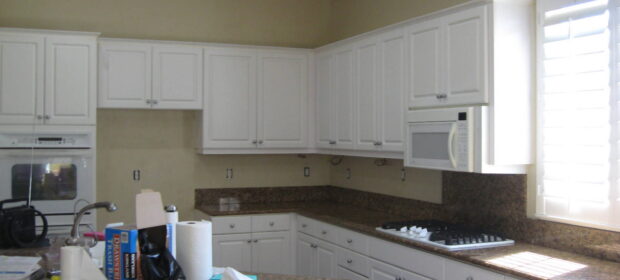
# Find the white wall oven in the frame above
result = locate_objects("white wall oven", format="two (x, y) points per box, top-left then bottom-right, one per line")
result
(0, 126), (95, 233)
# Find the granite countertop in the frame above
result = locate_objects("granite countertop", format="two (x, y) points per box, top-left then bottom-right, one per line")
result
(197, 202), (620, 280)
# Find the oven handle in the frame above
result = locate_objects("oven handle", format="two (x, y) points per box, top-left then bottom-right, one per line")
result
(448, 123), (457, 169)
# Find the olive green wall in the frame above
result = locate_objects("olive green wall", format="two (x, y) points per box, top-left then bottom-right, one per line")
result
(0, 0), (332, 48)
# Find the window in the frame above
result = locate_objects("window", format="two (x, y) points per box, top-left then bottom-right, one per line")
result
(537, 0), (620, 230)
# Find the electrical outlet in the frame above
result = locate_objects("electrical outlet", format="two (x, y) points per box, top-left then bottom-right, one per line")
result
(132, 170), (141, 181)
(346, 168), (351, 179)
(304, 167), (310, 177)
(226, 168), (233, 179)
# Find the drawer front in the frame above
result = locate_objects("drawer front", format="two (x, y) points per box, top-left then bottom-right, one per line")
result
(315, 221), (338, 243)
(251, 214), (291, 232)
(369, 237), (444, 280)
(338, 266), (368, 280)
(212, 216), (252, 234)
(444, 260), (505, 280)
(337, 247), (369, 276)
(297, 215), (318, 236)
(337, 228), (369, 255)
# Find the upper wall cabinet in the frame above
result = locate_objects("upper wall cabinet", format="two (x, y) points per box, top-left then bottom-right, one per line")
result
(200, 46), (310, 153)
(0, 29), (97, 125)
(99, 39), (203, 110)
(408, 5), (488, 108)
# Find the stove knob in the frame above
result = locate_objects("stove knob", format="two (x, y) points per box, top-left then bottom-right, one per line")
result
(419, 229), (429, 238)
(399, 226), (408, 233)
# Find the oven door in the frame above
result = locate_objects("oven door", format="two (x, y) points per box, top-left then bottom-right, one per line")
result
(0, 149), (95, 228)
(405, 121), (463, 171)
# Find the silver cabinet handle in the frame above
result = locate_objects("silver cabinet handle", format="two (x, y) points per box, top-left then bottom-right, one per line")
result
(146, 99), (152, 104)
(269, 222), (275, 226)
(310, 244), (318, 248)
(258, 140), (263, 144)
(247, 240), (252, 243)
(44, 115), (50, 120)
(152, 99), (159, 105)
(347, 239), (353, 244)
(373, 141), (382, 146)
(36, 115), (43, 120)
(436, 93), (447, 99)
(229, 224), (235, 229)
(346, 259), (352, 264)
(329, 140), (336, 145)
(252, 139), (258, 144)
(253, 239), (258, 243)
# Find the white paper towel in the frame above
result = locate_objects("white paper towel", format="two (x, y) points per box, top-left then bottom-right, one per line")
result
(61, 246), (106, 280)
(176, 221), (213, 280)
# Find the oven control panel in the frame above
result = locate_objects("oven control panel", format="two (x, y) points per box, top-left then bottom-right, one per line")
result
(0, 132), (92, 148)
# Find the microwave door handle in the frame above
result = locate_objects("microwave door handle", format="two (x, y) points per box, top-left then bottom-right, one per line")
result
(448, 124), (457, 169)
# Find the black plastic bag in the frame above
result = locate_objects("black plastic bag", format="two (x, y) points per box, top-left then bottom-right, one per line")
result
(139, 226), (185, 280)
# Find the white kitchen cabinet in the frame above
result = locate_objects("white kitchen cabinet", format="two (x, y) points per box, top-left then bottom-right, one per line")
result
(369, 259), (431, 280)
(0, 29), (97, 125)
(315, 52), (333, 148)
(152, 45), (203, 109)
(257, 51), (308, 148)
(251, 231), (292, 274)
(354, 36), (379, 151)
(408, 5), (488, 108)
(213, 233), (253, 272)
(202, 47), (311, 152)
(297, 233), (338, 278)
(0, 33), (44, 125)
(203, 46), (257, 149)
(444, 260), (505, 280)
(98, 39), (202, 109)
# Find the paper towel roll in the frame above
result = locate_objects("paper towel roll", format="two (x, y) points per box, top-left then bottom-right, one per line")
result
(61, 246), (83, 280)
(176, 221), (213, 280)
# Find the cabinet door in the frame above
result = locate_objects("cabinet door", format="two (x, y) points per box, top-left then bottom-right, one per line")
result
(45, 36), (96, 125)
(332, 46), (356, 150)
(257, 51), (308, 148)
(152, 45), (203, 109)
(316, 240), (338, 278)
(408, 18), (442, 108)
(445, 260), (505, 280)
(203, 47), (257, 149)
(355, 37), (379, 151)
(296, 234), (317, 277)
(98, 41), (151, 108)
(0, 34), (44, 124)
(377, 28), (406, 152)
(315, 52), (333, 148)
(443, 5), (488, 106)
(369, 259), (400, 280)
(338, 266), (369, 280)
(213, 233), (253, 272)
(251, 231), (291, 274)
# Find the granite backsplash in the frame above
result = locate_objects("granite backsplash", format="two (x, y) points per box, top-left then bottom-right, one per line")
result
(195, 172), (620, 263)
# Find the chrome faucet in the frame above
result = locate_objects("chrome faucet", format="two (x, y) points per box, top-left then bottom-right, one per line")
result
(65, 202), (117, 247)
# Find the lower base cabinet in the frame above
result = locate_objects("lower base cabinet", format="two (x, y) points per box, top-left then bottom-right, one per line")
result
(213, 231), (292, 274)
(296, 233), (338, 278)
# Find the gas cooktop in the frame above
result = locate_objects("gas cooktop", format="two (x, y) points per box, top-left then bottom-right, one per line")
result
(376, 220), (514, 251)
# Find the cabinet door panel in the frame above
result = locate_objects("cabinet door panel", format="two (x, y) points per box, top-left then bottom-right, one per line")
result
(153, 45), (203, 109)
(315, 53), (333, 148)
(258, 51), (308, 148)
(45, 36), (96, 125)
(203, 47), (257, 148)
(251, 231), (291, 274)
(212, 233), (253, 272)
(98, 41), (151, 108)
(0, 34), (44, 124)
(444, 5), (487, 106)
(316, 240), (338, 278)
(408, 18), (442, 108)
(355, 38), (379, 151)
(332, 47), (356, 149)
(296, 233), (317, 277)
(369, 259), (400, 280)
(377, 28), (406, 152)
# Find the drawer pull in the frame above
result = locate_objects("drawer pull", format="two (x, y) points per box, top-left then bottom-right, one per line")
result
(310, 244), (318, 248)
(346, 239), (353, 244)
(247, 240), (252, 243)
(229, 224), (236, 229)
(321, 230), (327, 235)
(269, 222), (275, 226)
(302, 224), (307, 228)
(466, 277), (473, 280)
(253, 240), (258, 243)
(346, 259), (352, 264)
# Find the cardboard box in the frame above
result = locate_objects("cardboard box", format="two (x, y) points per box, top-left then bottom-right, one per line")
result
(105, 225), (139, 280)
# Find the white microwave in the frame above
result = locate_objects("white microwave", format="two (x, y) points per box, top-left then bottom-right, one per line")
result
(405, 107), (475, 172)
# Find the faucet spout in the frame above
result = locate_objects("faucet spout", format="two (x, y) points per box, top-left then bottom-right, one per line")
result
(66, 202), (117, 247)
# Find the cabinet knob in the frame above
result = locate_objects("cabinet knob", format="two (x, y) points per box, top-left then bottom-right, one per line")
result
(301, 224), (307, 228)
(346, 259), (352, 264)
(229, 224), (235, 229)
(152, 99), (159, 105)
(466, 277), (473, 280)
(373, 141), (382, 146)
(253, 239), (258, 243)
(310, 244), (317, 248)
(36, 115), (43, 120)
(252, 139), (258, 144)
(436, 93), (447, 100)
(347, 239), (353, 244)
(258, 140), (263, 144)
(44, 115), (50, 120)
(321, 230), (327, 235)
(247, 240), (252, 243)
(269, 222), (275, 226)
(329, 140), (337, 145)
